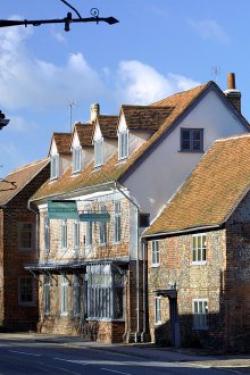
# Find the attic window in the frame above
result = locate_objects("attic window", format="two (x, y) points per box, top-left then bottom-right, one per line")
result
(118, 130), (128, 160)
(50, 154), (59, 180)
(94, 139), (103, 167)
(180, 128), (203, 152)
(72, 147), (82, 173)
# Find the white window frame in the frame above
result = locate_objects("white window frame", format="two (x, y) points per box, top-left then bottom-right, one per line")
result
(99, 205), (107, 246)
(114, 201), (121, 243)
(73, 275), (81, 317)
(60, 219), (68, 251)
(192, 299), (208, 330)
(85, 220), (93, 250)
(18, 222), (34, 251)
(94, 139), (103, 167)
(18, 277), (35, 306)
(44, 275), (50, 316)
(50, 154), (59, 180)
(155, 296), (161, 324)
(73, 220), (80, 253)
(192, 234), (207, 265)
(72, 147), (82, 173)
(44, 215), (50, 252)
(60, 275), (69, 316)
(118, 130), (128, 160)
(151, 240), (160, 267)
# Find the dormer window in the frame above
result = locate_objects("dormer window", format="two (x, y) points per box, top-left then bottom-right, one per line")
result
(50, 154), (59, 180)
(72, 147), (82, 173)
(94, 139), (103, 167)
(118, 130), (128, 160)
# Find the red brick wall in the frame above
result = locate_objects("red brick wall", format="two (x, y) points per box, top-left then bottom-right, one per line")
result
(1, 164), (50, 330)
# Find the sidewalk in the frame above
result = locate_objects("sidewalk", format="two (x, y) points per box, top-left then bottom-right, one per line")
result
(0, 332), (249, 370)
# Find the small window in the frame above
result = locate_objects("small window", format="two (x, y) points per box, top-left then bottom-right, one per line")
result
(60, 275), (68, 316)
(192, 234), (207, 264)
(73, 220), (80, 252)
(18, 223), (34, 250)
(99, 205), (107, 245)
(118, 131), (128, 160)
(94, 139), (103, 167)
(44, 275), (50, 315)
(155, 297), (161, 324)
(72, 147), (82, 173)
(114, 201), (121, 243)
(85, 220), (93, 249)
(60, 219), (67, 250)
(19, 277), (34, 306)
(44, 215), (50, 252)
(50, 154), (59, 179)
(193, 299), (208, 330)
(73, 275), (81, 317)
(152, 240), (160, 266)
(181, 128), (203, 152)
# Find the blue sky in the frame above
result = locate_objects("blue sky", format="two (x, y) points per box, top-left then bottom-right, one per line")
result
(1, 0), (250, 176)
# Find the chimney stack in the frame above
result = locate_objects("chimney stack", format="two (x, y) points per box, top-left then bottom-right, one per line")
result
(224, 72), (241, 112)
(90, 103), (100, 123)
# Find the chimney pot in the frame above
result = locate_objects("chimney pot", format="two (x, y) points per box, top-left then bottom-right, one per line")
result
(224, 72), (241, 112)
(227, 72), (236, 90)
(90, 103), (100, 123)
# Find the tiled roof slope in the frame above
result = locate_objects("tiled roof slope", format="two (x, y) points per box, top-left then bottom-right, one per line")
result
(31, 82), (225, 202)
(146, 134), (250, 236)
(53, 132), (72, 154)
(74, 123), (94, 147)
(122, 105), (174, 131)
(98, 115), (118, 139)
(0, 159), (49, 206)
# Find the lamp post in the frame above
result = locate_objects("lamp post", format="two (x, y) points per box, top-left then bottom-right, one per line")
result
(0, 111), (10, 130)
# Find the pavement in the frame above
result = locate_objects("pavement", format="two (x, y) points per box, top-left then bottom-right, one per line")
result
(0, 332), (249, 371)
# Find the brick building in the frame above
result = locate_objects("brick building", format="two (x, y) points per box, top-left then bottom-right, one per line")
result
(26, 76), (249, 343)
(144, 134), (250, 351)
(0, 159), (50, 330)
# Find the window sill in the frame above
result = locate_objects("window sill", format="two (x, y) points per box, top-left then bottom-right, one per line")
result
(151, 263), (160, 268)
(49, 177), (59, 183)
(60, 313), (68, 317)
(18, 247), (33, 252)
(86, 317), (125, 322)
(178, 150), (204, 153)
(18, 302), (36, 307)
(154, 321), (163, 326)
(192, 261), (207, 266)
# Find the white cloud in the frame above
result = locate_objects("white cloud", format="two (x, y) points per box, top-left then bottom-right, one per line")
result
(0, 22), (199, 112)
(0, 25), (105, 111)
(116, 60), (199, 104)
(188, 19), (230, 44)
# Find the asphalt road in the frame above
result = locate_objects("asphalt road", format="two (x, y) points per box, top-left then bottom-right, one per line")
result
(0, 338), (248, 375)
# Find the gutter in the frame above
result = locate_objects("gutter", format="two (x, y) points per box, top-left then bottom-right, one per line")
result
(115, 182), (143, 343)
(143, 224), (222, 240)
(29, 181), (116, 206)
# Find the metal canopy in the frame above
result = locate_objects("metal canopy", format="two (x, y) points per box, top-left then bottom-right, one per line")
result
(48, 200), (78, 220)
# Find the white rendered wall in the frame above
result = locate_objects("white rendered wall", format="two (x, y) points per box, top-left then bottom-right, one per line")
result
(123, 88), (248, 220)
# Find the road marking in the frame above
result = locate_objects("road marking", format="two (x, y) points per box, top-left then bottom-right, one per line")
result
(8, 350), (41, 357)
(101, 368), (132, 375)
(54, 357), (88, 366)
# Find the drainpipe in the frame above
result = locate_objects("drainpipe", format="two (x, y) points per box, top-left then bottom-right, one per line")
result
(141, 238), (148, 342)
(115, 182), (141, 343)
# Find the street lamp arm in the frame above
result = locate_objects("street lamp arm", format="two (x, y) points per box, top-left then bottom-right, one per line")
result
(59, 0), (82, 18)
(0, 13), (119, 31)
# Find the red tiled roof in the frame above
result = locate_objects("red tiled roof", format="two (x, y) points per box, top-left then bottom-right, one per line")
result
(0, 159), (49, 206)
(74, 123), (94, 147)
(145, 134), (250, 236)
(97, 115), (118, 139)
(122, 105), (174, 131)
(52, 133), (72, 154)
(32, 81), (244, 202)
